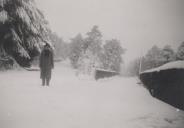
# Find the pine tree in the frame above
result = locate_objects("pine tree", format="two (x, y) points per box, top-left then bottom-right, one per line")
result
(0, 0), (49, 67)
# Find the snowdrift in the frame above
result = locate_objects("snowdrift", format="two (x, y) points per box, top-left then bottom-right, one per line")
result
(0, 62), (184, 128)
(140, 61), (184, 110)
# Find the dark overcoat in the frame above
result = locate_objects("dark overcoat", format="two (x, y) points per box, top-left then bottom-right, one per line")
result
(39, 48), (54, 79)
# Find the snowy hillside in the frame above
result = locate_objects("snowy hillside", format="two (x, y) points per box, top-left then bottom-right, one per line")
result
(0, 62), (183, 128)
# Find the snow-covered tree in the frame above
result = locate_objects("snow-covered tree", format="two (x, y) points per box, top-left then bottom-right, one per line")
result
(69, 34), (84, 68)
(0, 0), (49, 67)
(77, 52), (92, 75)
(162, 45), (175, 63)
(176, 42), (184, 60)
(102, 39), (125, 72)
(142, 45), (164, 70)
(84, 25), (102, 55)
(81, 25), (103, 73)
(141, 45), (177, 71)
(49, 32), (68, 60)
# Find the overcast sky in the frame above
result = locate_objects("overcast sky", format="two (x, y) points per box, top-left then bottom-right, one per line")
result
(36, 0), (184, 62)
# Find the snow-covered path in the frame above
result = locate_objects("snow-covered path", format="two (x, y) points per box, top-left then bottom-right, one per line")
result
(0, 62), (183, 128)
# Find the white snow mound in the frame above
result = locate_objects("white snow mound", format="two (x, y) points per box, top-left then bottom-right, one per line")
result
(141, 60), (184, 74)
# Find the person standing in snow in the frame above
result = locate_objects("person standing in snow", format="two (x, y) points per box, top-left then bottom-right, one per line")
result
(39, 43), (54, 86)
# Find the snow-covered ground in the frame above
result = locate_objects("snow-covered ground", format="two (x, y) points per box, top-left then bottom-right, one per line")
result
(0, 62), (183, 128)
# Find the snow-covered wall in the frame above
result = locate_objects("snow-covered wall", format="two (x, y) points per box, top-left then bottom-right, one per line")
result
(95, 69), (119, 80)
(141, 61), (184, 73)
(140, 61), (184, 110)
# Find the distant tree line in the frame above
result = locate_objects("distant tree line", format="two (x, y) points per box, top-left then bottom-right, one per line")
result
(27, 25), (126, 73)
(128, 42), (184, 76)
(48, 31), (69, 61)
(0, 0), (125, 73)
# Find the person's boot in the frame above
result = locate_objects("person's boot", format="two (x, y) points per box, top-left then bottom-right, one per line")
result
(46, 79), (50, 86)
(42, 79), (45, 86)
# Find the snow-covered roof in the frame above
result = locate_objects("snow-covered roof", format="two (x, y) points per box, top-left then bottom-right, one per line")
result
(141, 60), (184, 74)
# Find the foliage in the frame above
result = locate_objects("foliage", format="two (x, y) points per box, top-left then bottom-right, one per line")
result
(141, 45), (176, 71)
(176, 42), (184, 60)
(49, 31), (69, 60)
(71, 26), (103, 73)
(0, 0), (49, 67)
(68, 26), (125, 74)
(84, 25), (102, 55)
(101, 39), (125, 72)
(141, 45), (164, 71)
(162, 45), (175, 63)
(69, 34), (84, 68)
